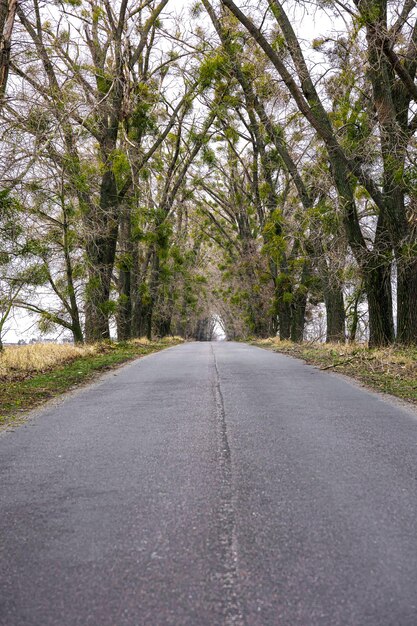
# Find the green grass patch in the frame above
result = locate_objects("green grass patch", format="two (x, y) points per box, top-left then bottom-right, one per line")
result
(0, 339), (182, 432)
(252, 339), (417, 405)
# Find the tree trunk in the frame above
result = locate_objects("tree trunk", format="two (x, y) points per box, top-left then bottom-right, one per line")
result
(63, 207), (84, 344)
(347, 286), (363, 343)
(0, 0), (17, 101)
(195, 318), (215, 341)
(71, 320), (84, 344)
(116, 205), (132, 341)
(84, 242), (117, 342)
(290, 291), (307, 342)
(278, 300), (291, 340)
(155, 316), (171, 338)
(290, 261), (310, 342)
(324, 286), (345, 343)
(145, 249), (160, 341)
(364, 258), (394, 347)
(130, 245), (143, 338)
(84, 170), (119, 342)
(251, 316), (270, 339)
(396, 257), (417, 344)
(117, 281), (131, 340)
(132, 296), (151, 339)
(154, 290), (173, 338)
(146, 307), (153, 341)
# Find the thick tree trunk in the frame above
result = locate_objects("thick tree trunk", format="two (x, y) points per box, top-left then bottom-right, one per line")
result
(195, 318), (215, 341)
(84, 170), (119, 342)
(131, 294), (142, 338)
(63, 209), (84, 344)
(349, 312), (359, 343)
(84, 261), (115, 342)
(130, 245), (144, 338)
(290, 291), (307, 342)
(290, 262), (310, 343)
(84, 239), (117, 342)
(347, 287), (363, 343)
(117, 278), (131, 340)
(71, 320), (84, 344)
(274, 264), (292, 341)
(278, 300), (291, 340)
(154, 290), (173, 338)
(363, 13), (414, 344)
(324, 287), (345, 343)
(364, 259), (394, 347)
(155, 316), (171, 338)
(132, 297), (150, 339)
(251, 316), (270, 339)
(396, 257), (417, 344)
(145, 308), (153, 341)
(145, 250), (160, 341)
(116, 206), (132, 341)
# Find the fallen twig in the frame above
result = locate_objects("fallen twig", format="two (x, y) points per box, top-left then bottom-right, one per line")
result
(320, 355), (377, 370)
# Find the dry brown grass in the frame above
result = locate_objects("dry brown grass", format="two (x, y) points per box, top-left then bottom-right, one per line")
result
(0, 343), (98, 381)
(0, 337), (185, 382)
(257, 338), (417, 368)
(130, 336), (185, 346)
(129, 337), (153, 346)
(161, 335), (185, 344)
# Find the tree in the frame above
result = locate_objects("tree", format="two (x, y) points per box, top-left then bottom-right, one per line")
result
(219, 0), (400, 345)
(200, 0), (346, 341)
(11, 0), (197, 341)
(2, 0), (415, 345)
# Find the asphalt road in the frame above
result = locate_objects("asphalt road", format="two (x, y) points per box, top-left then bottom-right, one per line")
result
(2, 342), (417, 625)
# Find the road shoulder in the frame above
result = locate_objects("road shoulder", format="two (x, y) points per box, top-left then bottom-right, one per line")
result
(251, 339), (417, 413)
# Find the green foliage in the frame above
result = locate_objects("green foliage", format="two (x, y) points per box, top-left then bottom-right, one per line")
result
(111, 150), (130, 186)
(38, 313), (58, 335)
(223, 126), (239, 143)
(191, 1), (204, 17)
(271, 33), (286, 52)
(202, 146), (216, 166)
(117, 253), (133, 272)
(139, 283), (152, 307)
(92, 4), (105, 23)
(0, 190), (23, 231)
(262, 210), (286, 256)
(198, 52), (229, 89)
(129, 82), (159, 140)
(99, 299), (117, 316)
(22, 264), (50, 286)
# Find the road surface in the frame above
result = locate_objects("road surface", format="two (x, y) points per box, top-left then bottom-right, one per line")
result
(1, 342), (417, 625)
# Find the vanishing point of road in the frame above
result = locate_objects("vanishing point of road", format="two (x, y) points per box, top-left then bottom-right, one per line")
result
(1, 342), (417, 625)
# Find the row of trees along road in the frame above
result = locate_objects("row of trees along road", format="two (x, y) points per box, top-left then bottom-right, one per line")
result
(0, 0), (416, 347)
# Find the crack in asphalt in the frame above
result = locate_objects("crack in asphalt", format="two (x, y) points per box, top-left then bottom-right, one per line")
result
(211, 344), (245, 626)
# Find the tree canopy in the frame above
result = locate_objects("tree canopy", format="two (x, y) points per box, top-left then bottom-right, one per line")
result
(1, 0), (416, 346)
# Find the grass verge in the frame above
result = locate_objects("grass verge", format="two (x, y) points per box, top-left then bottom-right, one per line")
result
(0, 338), (183, 432)
(252, 338), (417, 405)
